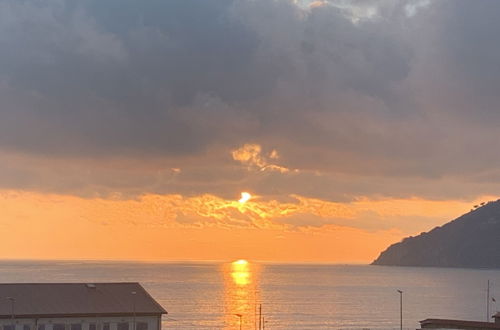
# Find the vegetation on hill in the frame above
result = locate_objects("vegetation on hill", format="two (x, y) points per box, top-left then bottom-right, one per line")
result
(372, 200), (500, 268)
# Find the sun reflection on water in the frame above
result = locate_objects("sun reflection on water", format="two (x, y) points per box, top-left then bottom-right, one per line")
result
(222, 260), (261, 329)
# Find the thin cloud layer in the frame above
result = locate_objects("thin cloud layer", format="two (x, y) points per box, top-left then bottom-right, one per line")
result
(1, 189), (490, 235)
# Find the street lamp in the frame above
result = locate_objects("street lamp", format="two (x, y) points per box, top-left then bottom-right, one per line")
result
(262, 317), (269, 330)
(234, 314), (243, 330)
(397, 290), (403, 330)
(131, 291), (137, 330)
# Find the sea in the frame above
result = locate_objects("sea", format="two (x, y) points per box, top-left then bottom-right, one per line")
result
(0, 260), (499, 329)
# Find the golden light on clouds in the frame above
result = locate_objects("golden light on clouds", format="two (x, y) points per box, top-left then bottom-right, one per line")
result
(309, 0), (328, 8)
(0, 189), (496, 262)
(62, 191), (500, 231)
(231, 144), (290, 173)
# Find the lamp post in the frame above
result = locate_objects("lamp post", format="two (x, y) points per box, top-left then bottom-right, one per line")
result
(234, 314), (243, 330)
(487, 280), (490, 322)
(262, 317), (269, 330)
(397, 290), (403, 330)
(131, 291), (137, 330)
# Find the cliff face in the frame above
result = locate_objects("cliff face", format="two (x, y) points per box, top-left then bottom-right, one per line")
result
(372, 200), (500, 268)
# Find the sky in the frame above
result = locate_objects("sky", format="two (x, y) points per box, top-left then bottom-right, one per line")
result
(0, 0), (499, 262)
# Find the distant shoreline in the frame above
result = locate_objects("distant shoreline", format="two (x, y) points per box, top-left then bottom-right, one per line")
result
(0, 258), (371, 266)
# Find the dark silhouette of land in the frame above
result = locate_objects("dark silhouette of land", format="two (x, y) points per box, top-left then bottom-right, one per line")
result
(372, 200), (500, 268)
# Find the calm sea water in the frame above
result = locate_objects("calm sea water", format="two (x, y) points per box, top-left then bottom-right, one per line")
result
(0, 261), (499, 329)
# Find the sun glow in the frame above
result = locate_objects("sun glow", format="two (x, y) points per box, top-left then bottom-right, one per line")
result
(233, 259), (248, 265)
(231, 259), (250, 286)
(223, 260), (260, 329)
(238, 192), (252, 204)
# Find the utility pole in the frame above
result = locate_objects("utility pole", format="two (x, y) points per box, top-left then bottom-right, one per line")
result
(234, 314), (242, 330)
(397, 290), (403, 330)
(254, 290), (257, 330)
(258, 304), (262, 330)
(487, 280), (490, 322)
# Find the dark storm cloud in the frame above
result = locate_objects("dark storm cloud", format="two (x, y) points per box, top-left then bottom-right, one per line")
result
(1, 0), (500, 199)
(0, 0), (413, 156)
(0, 0), (268, 156)
(438, 1), (500, 105)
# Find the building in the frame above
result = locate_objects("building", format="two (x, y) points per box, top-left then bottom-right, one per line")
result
(419, 313), (500, 329)
(0, 283), (167, 330)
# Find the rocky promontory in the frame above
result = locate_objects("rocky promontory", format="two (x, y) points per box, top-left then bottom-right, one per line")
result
(372, 200), (500, 268)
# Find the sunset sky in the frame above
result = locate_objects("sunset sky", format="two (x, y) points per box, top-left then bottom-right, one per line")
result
(1, 0), (499, 262)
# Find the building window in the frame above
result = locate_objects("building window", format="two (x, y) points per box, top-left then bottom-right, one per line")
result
(70, 325), (81, 330)
(117, 323), (128, 330)
(136, 322), (147, 330)
(37, 325), (45, 330)
(53, 324), (65, 330)
(4, 325), (15, 330)
(102, 323), (110, 330)
(88, 324), (96, 330)
(23, 325), (32, 330)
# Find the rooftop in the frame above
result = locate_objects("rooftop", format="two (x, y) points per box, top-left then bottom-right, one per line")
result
(420, 318), (500, 329)
(0, 283), (167, 319)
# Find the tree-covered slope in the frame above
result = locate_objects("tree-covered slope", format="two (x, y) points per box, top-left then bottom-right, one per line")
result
(372, 200), (500, 268)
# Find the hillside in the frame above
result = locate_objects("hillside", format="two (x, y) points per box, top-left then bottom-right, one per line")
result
(372, 200), (500, 268)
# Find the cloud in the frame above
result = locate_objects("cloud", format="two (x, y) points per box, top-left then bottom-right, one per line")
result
(0, 0), (413, 157)
(404, 0), (430, 17)
(76, 190), (494, 234)
(0, 189), (407, 262)
(1, 0), (500, 205)
(0, 188), (491, 240)
(232, 144), (290, 173)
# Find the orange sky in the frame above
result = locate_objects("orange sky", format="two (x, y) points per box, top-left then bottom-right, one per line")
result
(0, 189), (494, 262)
(2, 0), (500, 263)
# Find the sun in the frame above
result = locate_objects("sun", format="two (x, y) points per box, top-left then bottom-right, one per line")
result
(238, 192), (252, 204)
(233, 259), (248, 265)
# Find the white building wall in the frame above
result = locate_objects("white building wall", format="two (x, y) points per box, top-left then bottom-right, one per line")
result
(0, 316), (160, 330)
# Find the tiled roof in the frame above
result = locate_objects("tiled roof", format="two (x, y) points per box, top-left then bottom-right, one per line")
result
(0, 283), (167, 318)
(420, 318), (500, 329)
